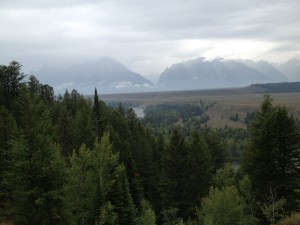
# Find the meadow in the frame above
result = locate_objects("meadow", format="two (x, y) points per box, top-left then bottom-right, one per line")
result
(102, 88), (300, 129)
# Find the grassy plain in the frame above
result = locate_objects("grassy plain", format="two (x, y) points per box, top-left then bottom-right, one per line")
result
(101, 87), (300, 129)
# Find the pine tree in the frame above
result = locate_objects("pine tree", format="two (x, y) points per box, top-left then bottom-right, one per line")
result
(74, 108), (94, 149)
(138, 200), (157, 225)
(66, 133), (129, 225)
(6, 96), (69, 225)
(0, 61), (26, 110)
(0, 107), (18, 218)
(243, 95), (300, 215)
(200, 186), (255, 225)
(110, 164), (138, 225)
(93, 88), (105, 138)
(160, 129), (188, 218)
(54, 105), (74, 156)
(184, 132), (213, 217)
(93, 133), (120, 212)
(66, 144), (96, 225)
(203, 130), (225, 172)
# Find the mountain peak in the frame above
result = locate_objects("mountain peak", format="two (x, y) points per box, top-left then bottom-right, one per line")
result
(157, 57), (287, 91)
(34, 59), (153, 94)
(276, 56), (300, 81)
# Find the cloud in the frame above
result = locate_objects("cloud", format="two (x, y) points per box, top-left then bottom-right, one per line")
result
(0, 0), (299, 76)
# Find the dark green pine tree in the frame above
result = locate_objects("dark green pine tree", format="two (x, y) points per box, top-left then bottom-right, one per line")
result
(0, 107), (18, 218)
(159, 129), (188, 218)
(243, 95), (300, 215)
(73, 107), (94, 149)
(66, 133), (124, 225)
(184, 132), (213, 217)
(203, 130), (225, 172)
(0, 61), (26, 111)
(93, 133), (120, 218)
(110, 164), (138, 225)
(93, 88), (105, 138)
(6, 95), (70, 225)
(53, 105), (75, 156)
(66, 144), (96, 225)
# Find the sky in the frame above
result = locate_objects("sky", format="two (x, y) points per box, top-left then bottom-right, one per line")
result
(0, 0), (300, 82)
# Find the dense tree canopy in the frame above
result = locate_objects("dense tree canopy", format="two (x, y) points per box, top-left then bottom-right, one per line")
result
(243, 95), (300, 223)
(1, 61), (300, 225)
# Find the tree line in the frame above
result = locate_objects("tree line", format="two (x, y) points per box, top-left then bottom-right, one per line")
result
(1, 61), (300, 225)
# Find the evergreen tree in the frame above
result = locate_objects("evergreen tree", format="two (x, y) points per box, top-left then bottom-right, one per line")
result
(95, 201), (118, 225)
(54, 105), (74, 156)
(6, 96), (69, 225)
(138, 200), (157, 225)
(213, 163), (236, 189)
(243, 95), (300, 216)
(160, 129), (188, 218)
(66, 144), (96, 225)
(0, 107), (18, 218)
(110, 164), (138, 225)
(184, 132), (213, 217)
(203, 131), (225, 172)
(93, 134), (120, 212)
(93, 88), (105, 138)
(200, 186), (256, 225)
(74, 108), (94, 149)
(0, 61), (26, 110)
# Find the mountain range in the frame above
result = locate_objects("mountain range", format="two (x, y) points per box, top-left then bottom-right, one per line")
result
(35, 58), (153, 94)
(33, 57), (300, 94)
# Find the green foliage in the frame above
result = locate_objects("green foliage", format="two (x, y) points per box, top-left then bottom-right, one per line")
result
(0, 61), (26, 110)
(229, 113), (240, 121)
(261, 197), (286, 225)
(184, 132), (213, 217)
(27, 75), (54, 103)
(6, 97), (69, 225)
(251, 82), (300, 93)
(203, 130), (226, 172)
(138, 200), (156, 225)
(239, 175), (257, 218)
(161, 207), (181, 225)
(0, 107), (18, 217)
(243, 95), (300, 215)
(54, 105), (74, 156)
(244, 111), (256, 127)
(142, 101), (213, 129)
(110, 164), (138, 225)
(2, 61), (300, 225)
(276, 212), (300, 225)
(160, 129), (188, 217)
(200, 186), (256, 225)
(93, 134), (120, 205)
(213, 163), (236, 189)
(96, 201), (118, 225)
(66, 144), (96, 225)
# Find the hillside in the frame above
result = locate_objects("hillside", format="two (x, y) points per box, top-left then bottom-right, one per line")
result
(276, 57), (300, 81)
(251, 82), (300, 93)
(34, 58), (153, 94)
(101, 84), (300, 129)
(157, 58), (287, 91)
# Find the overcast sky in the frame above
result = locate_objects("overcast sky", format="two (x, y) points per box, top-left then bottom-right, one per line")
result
(0, 0), (300, 81)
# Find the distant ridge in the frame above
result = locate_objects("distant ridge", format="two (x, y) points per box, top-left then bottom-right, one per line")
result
(34, 58), (153, 94)
(251, 82), (300, 93)
(157, 57), (287, 91)
(101, 81), (300, 102)
(276, 57), (300, 81)
(33, 56), (297, 95)
(239, 59), (288, 82)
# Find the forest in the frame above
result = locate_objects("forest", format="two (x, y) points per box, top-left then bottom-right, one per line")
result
(1, 61), (300, 225)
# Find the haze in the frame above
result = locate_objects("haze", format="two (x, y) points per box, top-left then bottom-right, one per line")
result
(1, 0), (300, 82)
